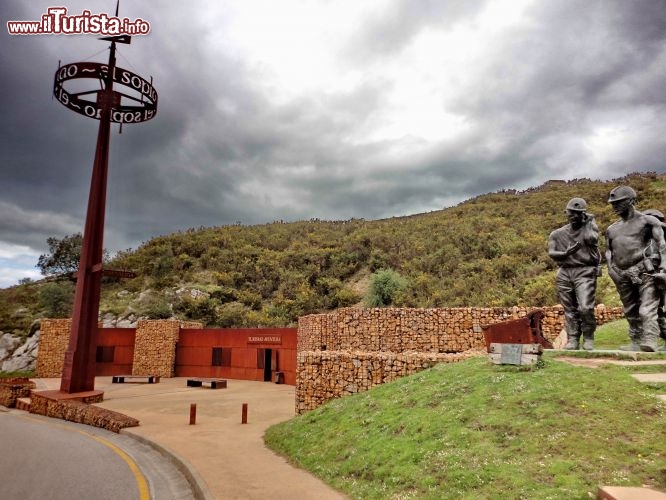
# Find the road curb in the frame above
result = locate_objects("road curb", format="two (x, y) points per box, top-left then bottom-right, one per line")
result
(121, 428), (215, 500)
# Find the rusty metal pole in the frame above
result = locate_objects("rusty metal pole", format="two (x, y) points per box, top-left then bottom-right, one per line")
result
(189, 403), (197, 425)
(60, 41), (117, 394)
(53, 11), (156, 394)
(241, 403), (248, 424)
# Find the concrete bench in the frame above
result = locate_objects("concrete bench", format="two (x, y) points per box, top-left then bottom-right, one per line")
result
(186, 378), (227, 389)
(112, 375), (160, 384)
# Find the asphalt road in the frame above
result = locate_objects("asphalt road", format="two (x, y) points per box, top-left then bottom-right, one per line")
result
(0, 409), (195, 500)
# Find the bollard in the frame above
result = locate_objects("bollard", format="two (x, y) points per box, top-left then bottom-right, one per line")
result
(190, 403), (196, 425)
(241, 403), (248, 424)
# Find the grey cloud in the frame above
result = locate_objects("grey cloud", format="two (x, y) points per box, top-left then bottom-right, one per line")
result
(343, 0), (489, 63)
(1, 0), (666, 269)
(0, 201), (82, 248)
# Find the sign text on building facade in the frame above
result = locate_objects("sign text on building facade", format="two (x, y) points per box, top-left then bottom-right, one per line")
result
(247, 336), (282, 345)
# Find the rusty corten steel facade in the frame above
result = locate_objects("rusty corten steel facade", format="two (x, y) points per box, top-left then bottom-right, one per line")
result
(55, 32), (157, 393)
(95, 328), (136, 376)
(87, 326), (298, 384)
(176, 328), (298, 385)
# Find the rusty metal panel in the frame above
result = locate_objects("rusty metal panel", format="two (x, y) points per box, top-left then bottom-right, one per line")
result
(96, 328), (135, 376)
(279, 349), (297, 372)
(112, 346), (134, 365)
(481, 310), (553, 352)
(98, 328), (135, 346)
(175, 347), (213, 367)
(232, 348), (257, 369)
(96, 361), (132, 376)
(175, 365), (210, 378)
(282, 371), (296, 385)
(179, 328), (297, 348)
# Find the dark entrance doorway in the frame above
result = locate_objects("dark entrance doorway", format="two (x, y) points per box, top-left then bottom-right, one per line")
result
(258, 348), (273, 382)
(264, 349), (273, 381)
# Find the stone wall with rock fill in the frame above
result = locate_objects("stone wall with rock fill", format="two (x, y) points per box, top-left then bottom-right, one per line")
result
(131, 319), (202, 377)
(0, 377), (36, 407)
(36, 319), (72, 378)
(36, 319), (202, 378)
(296, 305), (624, 413)
(29, 392), (138, 433)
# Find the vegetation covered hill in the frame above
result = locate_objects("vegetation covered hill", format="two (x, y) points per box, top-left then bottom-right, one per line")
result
(2, 172), (664, 332)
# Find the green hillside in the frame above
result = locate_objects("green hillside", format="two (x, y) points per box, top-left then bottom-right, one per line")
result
(2, 171), (664, 332)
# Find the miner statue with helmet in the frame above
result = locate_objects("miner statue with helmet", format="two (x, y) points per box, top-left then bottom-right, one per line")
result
(606, 186), (666, 352)
(548, 197), (601, 350)
(642, 208), (666, 349)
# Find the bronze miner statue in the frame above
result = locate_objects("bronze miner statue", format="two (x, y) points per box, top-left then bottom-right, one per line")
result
(605, 186), (666, 352)
(642, 208), (666, 350)
(548, 198), (601, 350)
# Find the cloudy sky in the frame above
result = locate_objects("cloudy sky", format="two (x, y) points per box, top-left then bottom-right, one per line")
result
(2, 0), (666, 287)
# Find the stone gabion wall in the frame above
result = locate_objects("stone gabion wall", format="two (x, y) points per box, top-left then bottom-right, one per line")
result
(296, 305), (624, 413)
(298, 305), (625, 353)
(132, 320), (202, 377)
(30, 392), (138, 433)
(296, 350), (481, 413)
(36, 319), (72, 378)
(0, 378), (36, 407)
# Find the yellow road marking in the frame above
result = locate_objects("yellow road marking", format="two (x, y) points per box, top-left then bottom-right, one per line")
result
(17, 413), (150, 500)
(86, 433), (151, 500)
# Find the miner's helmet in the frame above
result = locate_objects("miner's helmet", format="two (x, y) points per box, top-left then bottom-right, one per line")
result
(565, 198), (587, 212)
(644, 209), (665, 222)
(607, 185), (637, 203)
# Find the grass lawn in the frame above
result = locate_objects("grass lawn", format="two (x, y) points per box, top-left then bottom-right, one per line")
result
(594, 318), (632, 350)
(265, 324), (666, 499)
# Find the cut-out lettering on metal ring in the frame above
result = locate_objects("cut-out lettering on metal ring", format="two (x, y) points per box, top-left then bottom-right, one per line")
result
(53, 61), (157, 123)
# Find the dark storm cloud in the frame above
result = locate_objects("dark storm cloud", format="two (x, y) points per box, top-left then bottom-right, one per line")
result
(1, 0), (666, 287)
(0, 202), (81, 249)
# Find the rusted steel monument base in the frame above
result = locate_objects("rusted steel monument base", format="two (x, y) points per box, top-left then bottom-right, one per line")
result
(32, 389), (105, 407)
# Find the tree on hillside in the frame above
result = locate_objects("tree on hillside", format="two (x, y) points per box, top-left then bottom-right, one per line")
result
(365, 269), (407, 307)
(36, 233), (113, 279)
(37, 233), (83, 278)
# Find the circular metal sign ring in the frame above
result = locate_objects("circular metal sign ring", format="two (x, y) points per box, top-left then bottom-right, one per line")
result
(53, 61), (157, 124)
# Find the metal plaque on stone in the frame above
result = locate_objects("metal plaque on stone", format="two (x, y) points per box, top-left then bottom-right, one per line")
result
(489, 343), (543, 365)
(500, 344), (523, 365)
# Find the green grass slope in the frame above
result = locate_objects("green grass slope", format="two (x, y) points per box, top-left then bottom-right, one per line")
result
(265, 351), (666, 499)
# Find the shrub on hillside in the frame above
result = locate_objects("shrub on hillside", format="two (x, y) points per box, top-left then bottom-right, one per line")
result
(365, 269), (407, 307)
(139, 297), (173, 319)
(38, 281), (74, 318)
(173, 296), (218, 326)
